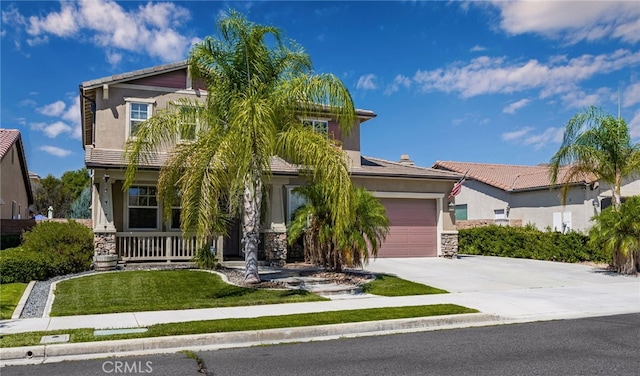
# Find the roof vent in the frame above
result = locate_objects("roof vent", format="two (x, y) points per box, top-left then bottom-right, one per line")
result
(399, 154), (414, 165)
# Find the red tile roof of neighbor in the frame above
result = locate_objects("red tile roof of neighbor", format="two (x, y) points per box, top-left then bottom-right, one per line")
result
(0, 129), (21, 159)
(432, 160), (598, 192)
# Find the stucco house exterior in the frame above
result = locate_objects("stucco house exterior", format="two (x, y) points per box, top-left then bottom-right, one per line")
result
(433, 161), (640, 233)
(0, 129), (33, 222)
(80, 61), (462, 265)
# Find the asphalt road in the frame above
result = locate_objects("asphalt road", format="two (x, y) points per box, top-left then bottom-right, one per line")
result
(2, 313), (638, 376)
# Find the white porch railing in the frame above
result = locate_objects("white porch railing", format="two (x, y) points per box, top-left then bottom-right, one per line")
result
(116, 232), (210, 262)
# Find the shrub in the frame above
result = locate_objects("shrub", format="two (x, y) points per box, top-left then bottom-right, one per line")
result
(459, 225), (609, 264)
(0, 220), (93, 283)
(0, 247), (53, 283)
(193, 245), (218, 270)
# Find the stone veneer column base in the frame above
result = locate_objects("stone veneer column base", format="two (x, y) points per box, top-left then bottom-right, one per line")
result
(94, 232), (117, 257)
(440, 232), (458, 258)
(264, 231), (287, 267)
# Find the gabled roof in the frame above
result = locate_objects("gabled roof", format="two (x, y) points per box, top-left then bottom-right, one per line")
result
(0, 129), (34, 204)
(81, 60), (189, 89)
(432, 160), (598, 192)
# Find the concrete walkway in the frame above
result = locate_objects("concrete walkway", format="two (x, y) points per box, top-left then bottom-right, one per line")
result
(1, 256), (638, 365)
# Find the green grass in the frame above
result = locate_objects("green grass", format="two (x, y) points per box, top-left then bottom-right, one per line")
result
(0, 304), (478, 348)
(361, 274), (448, 296)
(51, 270), (327, 316)
(0, 283), (27, 320)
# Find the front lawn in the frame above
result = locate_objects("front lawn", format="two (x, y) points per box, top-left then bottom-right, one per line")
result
(0, 283), (27, 320)
(0, 304), (478, 348)
(362, 274), (448, 296)
(51, 270), (327, 316)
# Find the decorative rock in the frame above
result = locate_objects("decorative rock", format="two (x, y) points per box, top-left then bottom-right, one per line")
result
(264, 231), (287, 267)
(441, 233), (459, 258)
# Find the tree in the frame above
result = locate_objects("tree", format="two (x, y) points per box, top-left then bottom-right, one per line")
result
(549, 106), (640, 208)
(288, 183), (389, 272)
(61, 168), (91, 200)
(589, 196), (640, 275)
(32, 175), (73, 218)
(70, 186), (91, 219)
(124, 10), (357, 283)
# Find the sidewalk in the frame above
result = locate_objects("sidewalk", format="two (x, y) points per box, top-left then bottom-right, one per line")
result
(1, 256), (638, 365)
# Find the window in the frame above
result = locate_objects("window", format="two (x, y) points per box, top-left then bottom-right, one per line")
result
(178, 106), (198, 142)
(454, 204), (468, 221)
(169, 194), (182, 230)
(287, 187), (309, 223)
(303, 119), (329, 135)
(127, 186), (158, 229)
(494, 209), (505, 220)
(125, 98), (154, 138)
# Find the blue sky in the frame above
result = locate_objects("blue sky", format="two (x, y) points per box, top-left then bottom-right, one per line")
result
(2, 1), (639, 178)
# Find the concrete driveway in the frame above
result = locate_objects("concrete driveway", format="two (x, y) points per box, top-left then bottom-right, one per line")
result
(364, 255), (630, 293)
(364, 255), (640, 320)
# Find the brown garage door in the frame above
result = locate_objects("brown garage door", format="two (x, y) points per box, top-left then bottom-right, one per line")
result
(377, 198), (437, 258)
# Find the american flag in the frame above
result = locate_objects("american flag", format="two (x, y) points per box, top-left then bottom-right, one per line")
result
(449, 174), (467, 198)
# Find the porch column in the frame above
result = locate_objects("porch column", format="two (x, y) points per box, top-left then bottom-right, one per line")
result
(264, 180), (287, 266)
(93, 172), (116, 257)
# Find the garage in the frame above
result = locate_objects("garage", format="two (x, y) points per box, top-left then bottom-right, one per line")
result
(377, 198), (438, 258)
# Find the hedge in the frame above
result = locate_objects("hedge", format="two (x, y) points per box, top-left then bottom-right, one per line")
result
(458, 225), (610, 264)
(0, 220), (93, 283)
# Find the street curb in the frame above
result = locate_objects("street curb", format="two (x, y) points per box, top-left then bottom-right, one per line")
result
(0, 313), (501, 366)
(11, 281), (36, 320)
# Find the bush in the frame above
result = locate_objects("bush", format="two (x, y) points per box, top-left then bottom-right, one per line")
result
(193, 246), (218, 270)
(0, 247), (53, 283)
(459, 225), (609, 264)
(0, 220), (93, 283)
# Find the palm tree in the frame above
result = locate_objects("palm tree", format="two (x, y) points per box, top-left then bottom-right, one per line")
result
(124, 10), (357, 283)
(589, 196), (640, 275)
(288, 183), (389, 272)
(549, 106), (640, 207)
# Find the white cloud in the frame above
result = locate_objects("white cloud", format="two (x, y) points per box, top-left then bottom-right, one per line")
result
(413, 49), (640, 99)
(629, 110), (640, 140)
(18, 98), (37, 107)
(501, 127), (534, 141)
(31, 121), (73, 138)
(491, 1), (640, 44)
(61, 97), (82, 140)
(470, 45), (487, 52)
(503, 98), (530, 114)
(522, 127), (565, 150)
(39, 145), (72, 157)
(37, 100), (66, 117)
(356, 74), (378, 90)
(561, 87), (613, 109)
(623, 82), (640, 108)
(15, 0), (194, 63)
(384, 74), (412, 95)
(27, 3), (78, 37)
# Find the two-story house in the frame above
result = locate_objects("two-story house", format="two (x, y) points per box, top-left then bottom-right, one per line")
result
(80, 61), (462, 265)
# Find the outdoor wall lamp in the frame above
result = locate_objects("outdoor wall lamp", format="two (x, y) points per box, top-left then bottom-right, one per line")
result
(103, 174), (110, 183)
(506, 204), (510, 216)
(448, 201), (456, 212)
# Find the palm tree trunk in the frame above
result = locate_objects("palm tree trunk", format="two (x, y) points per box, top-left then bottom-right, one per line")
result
(242, 177), (262, 283)
(613, 173), (623, 208)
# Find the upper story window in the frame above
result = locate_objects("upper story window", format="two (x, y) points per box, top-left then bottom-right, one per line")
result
(125, 98), (155, 138)
(177, 106), (199, 142)
(302, 119), (329, 135)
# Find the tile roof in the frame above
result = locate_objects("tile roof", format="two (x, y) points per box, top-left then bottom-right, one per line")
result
(432, 160), (598, 191)
(0, 129), (20, 159)
(85, 147), (460, 181)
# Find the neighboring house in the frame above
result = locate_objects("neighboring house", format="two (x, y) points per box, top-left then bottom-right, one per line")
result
(432, 161), (640, 233)
(79, 61), (462, 264)
(0, 129), (34, 222)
